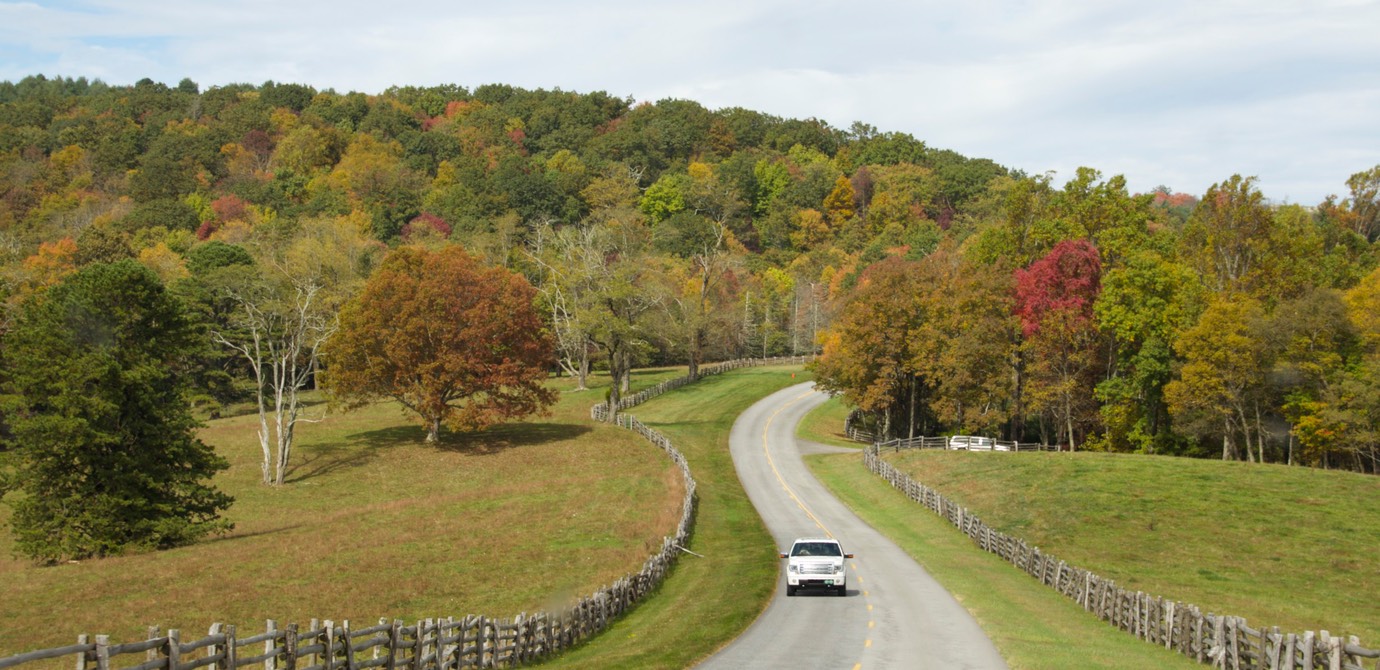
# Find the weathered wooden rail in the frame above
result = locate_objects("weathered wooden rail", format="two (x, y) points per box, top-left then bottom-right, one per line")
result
(864, 443), (1380, 670)
(2, 358), (812, 670)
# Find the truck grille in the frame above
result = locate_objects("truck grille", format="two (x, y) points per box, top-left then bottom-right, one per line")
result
(800, 563), (837, 575)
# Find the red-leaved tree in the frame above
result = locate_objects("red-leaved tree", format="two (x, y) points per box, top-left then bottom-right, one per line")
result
(324, 245), (556, 442)
(1013, 239), (1103, 449)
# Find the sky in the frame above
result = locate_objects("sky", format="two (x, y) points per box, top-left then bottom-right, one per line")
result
(1, 0), (1378, 204)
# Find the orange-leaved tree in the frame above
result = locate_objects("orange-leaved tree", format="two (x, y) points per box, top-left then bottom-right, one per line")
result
(324, 245), (556, 442)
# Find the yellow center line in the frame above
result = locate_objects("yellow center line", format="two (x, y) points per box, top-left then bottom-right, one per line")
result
(762, 389), (833, 536)
(767, 388), (877, 669)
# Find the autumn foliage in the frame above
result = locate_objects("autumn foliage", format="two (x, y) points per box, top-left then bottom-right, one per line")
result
(1013, 239), (1102, 337)
(324, 245), (556, 442)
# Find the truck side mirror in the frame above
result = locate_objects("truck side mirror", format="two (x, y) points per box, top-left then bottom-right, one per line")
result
(845, 553), (854, 558)
(779, 553), (788, 559)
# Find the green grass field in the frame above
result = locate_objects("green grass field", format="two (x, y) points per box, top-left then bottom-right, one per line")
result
(800, 403), (1380, 666)
(0, 369), (688, 657)
(540, 365), (807, 669)
(877, 449), (1380, 644)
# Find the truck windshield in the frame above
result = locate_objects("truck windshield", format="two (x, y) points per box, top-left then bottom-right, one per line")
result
(792, 542), (842, 557)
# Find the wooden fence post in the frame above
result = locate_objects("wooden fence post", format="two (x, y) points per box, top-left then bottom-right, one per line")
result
(322, 621), (334, 670)
(282, 623), (297, 670)
(306, 620), (319, 670)
(224, 625), (237, 670)
(166, 630), (181, 670)
(93, 636), (110, 670)
(265, 621), (278, 670)
(1165, 602), (1175, 650)
(208, 624), (223, 670)
(146, 627), (161, 666)
(385, 620), (400, 670)
(75, 635), (88, 670)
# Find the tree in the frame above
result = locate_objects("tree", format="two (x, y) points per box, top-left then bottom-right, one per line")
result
(1178, 175), (1278, 295)
(823, 174), (856, 227)
(1014, 239), (1104, 450)
(1093, 251), (1203, 453)
(652, 202), (740, 379)
(813, 257), (931, 440)
(325, 245), (556, 442)
(1164, 295), (1272, 462)
(210, 215), (381, 485)
(0, 260), (232, 562)
(527, 222), (600, 389)
(1344, 165), (1380, 243)
(912, 243), (1017, 437)
(584, 217), (661, 415)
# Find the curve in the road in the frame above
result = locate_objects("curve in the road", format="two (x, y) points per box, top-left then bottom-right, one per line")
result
(696, 383), (1008, 670)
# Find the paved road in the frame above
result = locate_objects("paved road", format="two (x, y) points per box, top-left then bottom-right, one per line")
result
(695, 383), (1007, 670)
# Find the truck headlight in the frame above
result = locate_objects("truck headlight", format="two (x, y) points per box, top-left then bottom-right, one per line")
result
(788, 564), (798, 574)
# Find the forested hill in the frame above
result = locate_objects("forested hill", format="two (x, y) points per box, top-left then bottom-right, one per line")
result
(0, 75), (1004, 251)
(2, 74), (1379, 473)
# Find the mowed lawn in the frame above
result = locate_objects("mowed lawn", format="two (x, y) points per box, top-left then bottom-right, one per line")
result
(0, 370), (688, 657)
(834, 447), (1380, 650)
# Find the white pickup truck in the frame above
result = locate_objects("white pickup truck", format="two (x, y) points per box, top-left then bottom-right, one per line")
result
(780, 537), (853, 596)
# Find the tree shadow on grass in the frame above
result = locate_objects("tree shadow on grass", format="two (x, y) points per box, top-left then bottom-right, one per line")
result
(433, 422), (593, 455)
(284, 422), (593, 483)
(284, 443), (382, 483)
(203, 523), (304, 545)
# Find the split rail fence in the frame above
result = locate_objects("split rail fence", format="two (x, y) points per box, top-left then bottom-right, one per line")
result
(864, 442), (1379, 670)
(591, 356), (813, 420)
(2, 357), (810, 670)
(843, 409), (1053, 452)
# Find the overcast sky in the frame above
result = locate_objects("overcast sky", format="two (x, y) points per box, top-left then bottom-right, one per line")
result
(2, 0), (1377, 204)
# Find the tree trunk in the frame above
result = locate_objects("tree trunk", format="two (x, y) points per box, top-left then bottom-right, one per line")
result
(256, 387), (272, 485)
(604, 344), (626, 422)
(1237, 409), (1255, 463)
(907, 377), (917, 441)
(606, 383), (621, 423)
(426, 417), (441, 443)
(688, 328), (701, 381)
(1067, 412), (1077, 452)
(577, 348), (590, 390)
(1010, 347), (1026, 441)
(762, 303), (771, 358)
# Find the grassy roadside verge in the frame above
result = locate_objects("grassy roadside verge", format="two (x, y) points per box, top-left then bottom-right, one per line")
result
(807, 453), (1198, 669)
(540, 366), (806, 669)
(793, 392), (858, 448)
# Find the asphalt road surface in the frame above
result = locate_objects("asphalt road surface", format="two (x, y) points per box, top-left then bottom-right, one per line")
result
(695, 383), (1007, 670)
